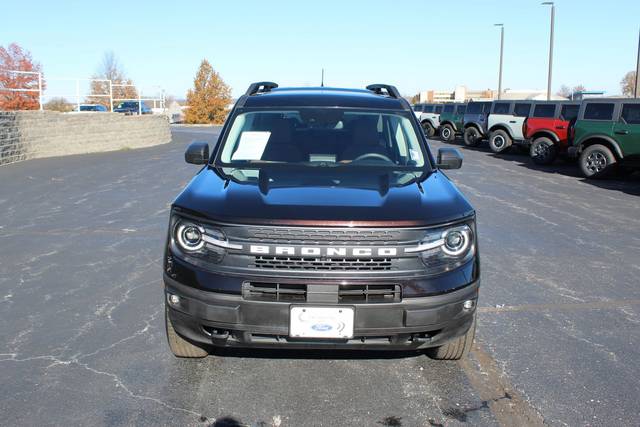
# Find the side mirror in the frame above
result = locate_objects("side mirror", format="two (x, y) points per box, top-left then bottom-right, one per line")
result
(185, 141), (209, 165)
(436, 147), (463, 170)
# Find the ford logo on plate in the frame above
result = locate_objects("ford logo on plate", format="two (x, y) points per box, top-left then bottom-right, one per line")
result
(311, 323), (333, 332)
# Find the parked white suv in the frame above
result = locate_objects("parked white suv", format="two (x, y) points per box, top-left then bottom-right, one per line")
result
(487, 101), (534, 153)
(417, 104), (443, 138)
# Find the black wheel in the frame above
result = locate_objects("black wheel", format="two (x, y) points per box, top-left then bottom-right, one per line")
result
(427, 314), (476, 360)
(463, 127), (481, 147)
(165, 305), (208, 358)
(440, 124), (455, 142)
(488, 129), (512, 153)
(421, 121), (436, 138)
(579, 144), (616, 179)
(530, 137), (557, 165)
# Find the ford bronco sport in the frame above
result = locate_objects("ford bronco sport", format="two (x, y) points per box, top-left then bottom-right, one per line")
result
(164, 82), (479, 360)
(487, 101), (534, 153)
(568, 98), (640, 178)
(438, 103), (467, 142)
(526, 101), (580, 165)
(463, 101), (492, 146)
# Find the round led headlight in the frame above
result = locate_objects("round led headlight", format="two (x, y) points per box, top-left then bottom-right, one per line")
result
(175, 222), (205, 252)
(442, 226), (472, 257)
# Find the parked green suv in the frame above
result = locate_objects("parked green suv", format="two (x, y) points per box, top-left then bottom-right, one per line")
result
(438, 103), (467, 142)
(568, 98), (640, 178)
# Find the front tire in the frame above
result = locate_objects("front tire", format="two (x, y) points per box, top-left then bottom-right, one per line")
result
(427, 314), (476, 360)
(488, 129), (512, 153)
(579, 144), (616, 179)
(463, 127), (481, 147)
(165, 305), (208, 358)
(422, 121), (436, 138)
(530, 137), (557, 165)
(440, 124), (455, 142)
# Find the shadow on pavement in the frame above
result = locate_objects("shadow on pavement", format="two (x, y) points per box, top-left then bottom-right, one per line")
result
(207, 346), (425, 361)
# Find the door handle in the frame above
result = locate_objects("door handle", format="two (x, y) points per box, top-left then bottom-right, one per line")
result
(509, 120), (517, 123)
(555, 126), (566, 129)
(615, 130), (629, 135)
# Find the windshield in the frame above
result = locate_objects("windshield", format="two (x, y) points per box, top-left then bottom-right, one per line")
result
(216, 109), (427, 170)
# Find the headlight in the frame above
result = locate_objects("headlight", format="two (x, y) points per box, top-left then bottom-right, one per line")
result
(407, 222), (475, 275)
(170, 215), (238, 264)
(175, 223), (205, 252)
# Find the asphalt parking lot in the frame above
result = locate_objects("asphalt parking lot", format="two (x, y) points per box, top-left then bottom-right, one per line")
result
(1, 126), (639, 426)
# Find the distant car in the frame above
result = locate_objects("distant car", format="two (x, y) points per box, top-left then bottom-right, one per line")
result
(419, 104), (443, 138)
(462, 101), (492, 146)
(114, 101), (152, 115)
(487, 101), (535, 153)
(73, 104), (108, 112)
(438, 103), (467, 142)
(568, 98), (640, 178)
(525, 101), (580, 165)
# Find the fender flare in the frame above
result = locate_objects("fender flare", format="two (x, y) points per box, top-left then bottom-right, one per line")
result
(421, 118), (437, 128)
(488, 124), (515, 140)
(531, 130), (560, 143)
(440, 120), (458, 132)
(575, 134), (624, 159)
(463, 122), (485, 136)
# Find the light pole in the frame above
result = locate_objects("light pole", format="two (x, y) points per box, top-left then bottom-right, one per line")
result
(542, 2), (555, 100)
(635, 28), (640, 98)
(495, 24), (504, 100)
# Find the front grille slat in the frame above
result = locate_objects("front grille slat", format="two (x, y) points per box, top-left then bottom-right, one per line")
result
(253, 256), (393, 271)
(246, 228), (401, 245)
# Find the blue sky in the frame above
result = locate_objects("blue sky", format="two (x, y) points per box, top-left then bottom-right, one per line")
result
(2, 0), (639, 98)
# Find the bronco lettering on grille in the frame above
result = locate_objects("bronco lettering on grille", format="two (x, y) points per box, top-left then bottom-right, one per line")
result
(249, 245), (398, 257)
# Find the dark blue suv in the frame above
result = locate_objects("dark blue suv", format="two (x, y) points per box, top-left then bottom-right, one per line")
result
(114, 101), (151, 115)
(164, 83), (479, 360)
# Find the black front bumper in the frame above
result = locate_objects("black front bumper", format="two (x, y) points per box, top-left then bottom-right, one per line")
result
(164, 274), (478, 350)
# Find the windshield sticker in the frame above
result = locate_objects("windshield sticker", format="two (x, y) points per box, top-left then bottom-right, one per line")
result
(409, 149), (421, 161)
(231, 131), (271, 161)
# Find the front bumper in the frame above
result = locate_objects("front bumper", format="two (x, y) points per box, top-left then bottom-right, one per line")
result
(164, 273), (479, 350)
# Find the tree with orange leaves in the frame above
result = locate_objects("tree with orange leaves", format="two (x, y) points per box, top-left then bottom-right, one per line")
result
(0, 43), (44, 111)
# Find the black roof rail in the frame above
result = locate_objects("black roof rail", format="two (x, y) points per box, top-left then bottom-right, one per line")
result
(245, 81), (278, 96)
(366, 84), (401, 99)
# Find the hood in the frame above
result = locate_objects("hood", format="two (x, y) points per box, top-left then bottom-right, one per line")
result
(173, 168), (474, 227)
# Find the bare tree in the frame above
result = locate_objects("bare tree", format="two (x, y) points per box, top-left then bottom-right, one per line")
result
(557, 84), (586, 99)
(44, 97), (73, 112)
(620, 71), (637, 96)
(86, 51), (138, 108)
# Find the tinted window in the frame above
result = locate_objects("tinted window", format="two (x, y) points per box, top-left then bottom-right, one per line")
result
(443, 105), (454, 113)
(466, 103), (482, 114)
(435, 105), (443, 114)
(514, 103), (532, 117)
(533, 104), (556, 118)
(492, 102), (510, 114)
(457, 105), (466, 114)
(560, 105), (579, 121)
(413, 105), (423, 112)
(584, 103), (614, 120)
(621, 104), (640, 124)
(423, 105), (434, 113)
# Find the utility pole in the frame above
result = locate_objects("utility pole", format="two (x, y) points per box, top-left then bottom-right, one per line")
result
(495, 24), (504, 100)
(635, 28), (640, 98)
(542, 2), (555, 100)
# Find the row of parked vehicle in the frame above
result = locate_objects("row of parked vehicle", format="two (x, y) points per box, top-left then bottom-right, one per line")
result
(413, 98), (640, 179)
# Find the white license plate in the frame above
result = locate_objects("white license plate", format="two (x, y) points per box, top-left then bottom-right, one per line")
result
(289, 306), (354, 339)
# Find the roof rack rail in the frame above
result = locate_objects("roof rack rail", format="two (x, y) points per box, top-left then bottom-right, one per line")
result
(366, 84), (401, 99)
(245, 81), (278, 96)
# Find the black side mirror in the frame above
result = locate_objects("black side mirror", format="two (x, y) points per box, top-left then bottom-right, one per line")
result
(436, 148), (463, 170)
(185, 141), (209, 165)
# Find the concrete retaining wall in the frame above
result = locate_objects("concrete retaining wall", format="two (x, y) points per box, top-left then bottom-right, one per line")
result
(0, 111), (171, 165)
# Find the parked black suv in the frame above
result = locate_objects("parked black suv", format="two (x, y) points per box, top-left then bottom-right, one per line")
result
(164, 83), (479, 360)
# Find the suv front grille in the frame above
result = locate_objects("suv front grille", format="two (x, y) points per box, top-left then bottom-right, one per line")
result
(252, 256), (393, 271)
(245, 228), (401, 245)
(241, 282), (401, 303)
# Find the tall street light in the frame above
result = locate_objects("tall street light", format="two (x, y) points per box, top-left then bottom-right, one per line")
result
(495, 24), (504, 100)
(542, 2), (555, 100)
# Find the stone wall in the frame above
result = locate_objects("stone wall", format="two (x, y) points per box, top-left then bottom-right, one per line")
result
(0, 111), (171, 165)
